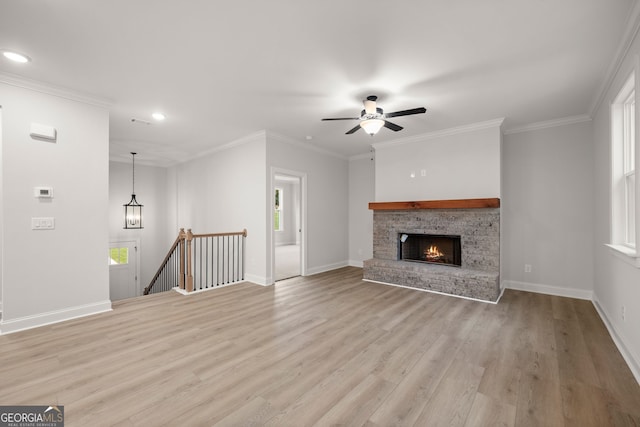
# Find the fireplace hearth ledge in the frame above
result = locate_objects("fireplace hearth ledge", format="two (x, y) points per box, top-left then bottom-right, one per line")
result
(362, 277), (505, 305)
(363, 258), (501, 302)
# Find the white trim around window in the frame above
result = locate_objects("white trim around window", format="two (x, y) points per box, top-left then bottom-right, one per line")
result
(610, 67), (640, 267)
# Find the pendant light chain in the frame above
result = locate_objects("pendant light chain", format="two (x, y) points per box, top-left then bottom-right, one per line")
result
(131, 152), (136, 195)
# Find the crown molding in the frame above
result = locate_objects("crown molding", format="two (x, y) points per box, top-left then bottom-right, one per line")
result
(502, 114), (592, 135)
(184, 130), (267, 164)
(165, 129), (348, 168)
(372, 117), (505, 151)
(349, 151), (375, 161)
(0, 71), (112, 109)
(266, 130), (348, 160)
(589, 0), (640, 117)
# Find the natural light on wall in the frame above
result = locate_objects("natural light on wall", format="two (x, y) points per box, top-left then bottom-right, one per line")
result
(274, 187), (283, 231)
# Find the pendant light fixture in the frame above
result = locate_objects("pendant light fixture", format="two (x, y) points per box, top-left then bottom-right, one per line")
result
(123, 152), (143, 229)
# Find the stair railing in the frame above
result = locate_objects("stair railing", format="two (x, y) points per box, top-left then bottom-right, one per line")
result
(145, 228), (247, 295)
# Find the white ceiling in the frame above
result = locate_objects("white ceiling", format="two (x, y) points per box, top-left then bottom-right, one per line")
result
(0, 1), (636, 166)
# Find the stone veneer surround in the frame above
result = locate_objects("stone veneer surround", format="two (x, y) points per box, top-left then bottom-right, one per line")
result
(363, 200), (500, 302)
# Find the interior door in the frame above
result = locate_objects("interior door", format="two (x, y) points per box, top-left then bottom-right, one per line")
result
(109, 241), (138, 301)
(274, 175), (302, 281)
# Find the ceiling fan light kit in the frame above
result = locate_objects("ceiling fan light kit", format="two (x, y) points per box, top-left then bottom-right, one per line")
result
(360, 118), (385, 135)
(363, 98), (377, 115)
(322, 95), (426, 136)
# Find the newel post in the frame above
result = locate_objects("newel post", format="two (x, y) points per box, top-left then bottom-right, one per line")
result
(178, 228), (186, 290)
(186, 228), (194, 292)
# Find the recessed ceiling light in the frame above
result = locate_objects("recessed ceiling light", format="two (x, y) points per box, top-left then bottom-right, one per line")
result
(152, 112), (166, 121)
(2, 50), (31, 63)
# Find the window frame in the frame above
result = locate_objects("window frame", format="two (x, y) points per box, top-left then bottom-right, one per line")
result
(109, 247), (129, 266)
(274, 187), (283, 232)
(608, 70), (640, 267)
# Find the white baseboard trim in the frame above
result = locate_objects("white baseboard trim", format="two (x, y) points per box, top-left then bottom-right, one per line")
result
(244, 273), (270, 286)
(0, 300), (112, 335)
(275, 242), (298, 247)
(348, 259), (364, 268)
(305, 261), (349, 276)
(592, 297), (640, 385)
(503, 280), (593, 300)
(245, 262), (352, 286)
(173, 280), (245, 295)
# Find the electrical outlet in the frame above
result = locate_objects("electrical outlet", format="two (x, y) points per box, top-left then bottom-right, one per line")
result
(524, 264), (532, 273)
(622, 305), (626, 321)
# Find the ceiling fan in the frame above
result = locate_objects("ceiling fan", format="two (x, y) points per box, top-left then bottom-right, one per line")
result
(322, 95), (426, 136)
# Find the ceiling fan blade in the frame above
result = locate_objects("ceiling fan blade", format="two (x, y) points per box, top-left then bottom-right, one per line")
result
(346, 124), (362, 134)
(384, 121), (404, 132)
(321, 117), (360, 121)
(385, 107), (427, 118)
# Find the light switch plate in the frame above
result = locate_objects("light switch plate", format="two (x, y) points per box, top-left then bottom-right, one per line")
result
(32, 217), (55, 230)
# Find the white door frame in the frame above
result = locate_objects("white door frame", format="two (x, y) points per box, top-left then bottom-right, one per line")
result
(109, 239), (141, 297)
(270, 167), (307, 284)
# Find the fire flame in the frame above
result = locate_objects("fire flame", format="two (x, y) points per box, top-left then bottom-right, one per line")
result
(424, 245), (444, 260)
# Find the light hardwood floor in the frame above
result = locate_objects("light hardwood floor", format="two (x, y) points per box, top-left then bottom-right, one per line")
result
(1, 267), (639, 426)
(275, 244), (301, 281)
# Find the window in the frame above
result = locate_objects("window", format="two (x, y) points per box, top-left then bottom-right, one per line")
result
(109, 247), (129, 265)
(623, 90), (636, 246)
(274, 187), (283, 231)
(611, 72), (638, 259)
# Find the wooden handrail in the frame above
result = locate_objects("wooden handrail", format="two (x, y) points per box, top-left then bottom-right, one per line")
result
(144, 229), (184, 295)
(191, 229), (247, 239)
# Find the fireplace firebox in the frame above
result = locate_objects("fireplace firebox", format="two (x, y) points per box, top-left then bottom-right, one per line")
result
(399, 233), (461, 267)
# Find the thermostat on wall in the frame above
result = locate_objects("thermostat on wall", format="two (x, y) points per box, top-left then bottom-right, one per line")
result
(34, 187), (53, 198)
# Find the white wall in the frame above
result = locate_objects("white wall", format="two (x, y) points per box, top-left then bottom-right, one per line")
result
(171, 131), (349, 285)
(373, 122), (502, 201)
(502, 122), (595, 299)
(174, 134), (267, 284)
(0, 81), (111, 333)
(348, 154), (374, 267)
(266, 132), (349, 278)
(109, 161), (172, 293)
(592, 36), (640, 380)
(0, 108), (3, 315)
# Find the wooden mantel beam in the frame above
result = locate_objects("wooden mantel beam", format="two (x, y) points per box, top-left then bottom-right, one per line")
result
(368, 198), (500, 211)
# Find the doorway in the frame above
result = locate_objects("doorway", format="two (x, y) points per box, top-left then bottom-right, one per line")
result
(109, 240), (139, 300)
(273, 170), (305, 282)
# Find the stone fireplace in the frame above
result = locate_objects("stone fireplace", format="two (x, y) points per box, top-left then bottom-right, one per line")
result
(363, 198), (501, 302)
